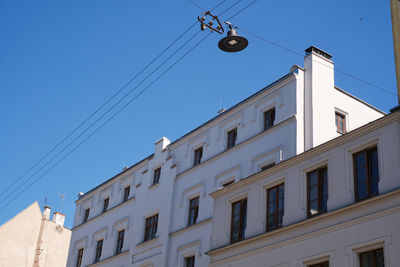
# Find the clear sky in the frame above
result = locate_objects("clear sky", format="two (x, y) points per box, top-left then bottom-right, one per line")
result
(0, 0), (397, 228)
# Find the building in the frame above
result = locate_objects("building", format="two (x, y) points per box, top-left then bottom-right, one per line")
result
(0, 202), (71, 267)
(66, 46), (386, 267)
(208, 110), (400, 267)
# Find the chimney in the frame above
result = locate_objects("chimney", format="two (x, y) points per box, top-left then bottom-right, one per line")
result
(303, 45), (336, 150)
(52, 212), (65, 226)
(42, 206), (51, 220)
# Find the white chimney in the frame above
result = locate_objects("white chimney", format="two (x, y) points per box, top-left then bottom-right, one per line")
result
(52, 212), (65, 226)
(303, 46), (335, 150)
(43, 206), (51, 220)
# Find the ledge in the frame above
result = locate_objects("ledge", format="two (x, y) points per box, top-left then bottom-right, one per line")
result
(207, 188), (400, 257)
(72, 196), (135, 230)
(210, 112), (400, 199)
(170, 217), (213, 237)
(175, 115), (296, 181)
(148, 183), (160, 191)
(136, 236), (159, 248)
(88, 249), (129, 266)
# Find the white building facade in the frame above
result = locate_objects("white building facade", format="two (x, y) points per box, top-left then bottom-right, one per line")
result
(66, 46), (386, 267)
(208, 110), (400, 267)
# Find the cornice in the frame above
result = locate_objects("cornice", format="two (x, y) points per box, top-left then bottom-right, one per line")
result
(175, 115), (296, 181)
(207, 188), (400, 260)
(210, 112), (400, 199)
(72, 196), (135, 230)
(167, 73), (296, 150)
(169, 217), (213, 237)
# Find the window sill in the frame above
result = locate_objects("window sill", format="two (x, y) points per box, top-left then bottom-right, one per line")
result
(170, 217), (213, 237)
(88, 249), (129, 266)
(148, 183), (160, 191)
(136, 236), (159, 248)
(73, 196), (135, 230)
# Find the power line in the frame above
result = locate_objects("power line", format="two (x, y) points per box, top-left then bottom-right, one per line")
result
(0, 0), (249, 210)
(187, 0), (205, 11)
(0, 21), (199, 200)
(0, 32), (212, 212)
(1, 0), (231, 203)
(218, 0), (243, 17)
(0, 29), (202, 206)
(225, 0), (258, 21)
(236, 26), (396, 96)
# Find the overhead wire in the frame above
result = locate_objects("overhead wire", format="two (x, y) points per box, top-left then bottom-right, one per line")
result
(0, 20), (198, 200)
(236, 26), (396, 96)
(0, 31), (212, 212)
(187, 0), (206, 11)
(0, 0), (238, 210)
(0, 29), (203, 206)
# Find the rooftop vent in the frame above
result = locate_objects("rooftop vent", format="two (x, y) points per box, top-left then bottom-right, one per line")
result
(305, 46), (332, 60)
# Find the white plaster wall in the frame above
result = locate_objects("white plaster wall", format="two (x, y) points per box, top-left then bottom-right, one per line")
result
(39, 220), (71, 267)
(210, 207), (400, 267)
(210, 114), (400, 266)
(66, 48), (389, 267)
(0, 202), (42, 267)
(333, 88), (384, 133)
(303, 51), (384, 150)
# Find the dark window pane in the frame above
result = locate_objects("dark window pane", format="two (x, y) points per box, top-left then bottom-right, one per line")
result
(264, 108), (275, 130)
(267, 184), (284, 231)
(359, 248), (384, 267)
(307, 167), (328, 217)
(230, 199), (246, 243)
(123, 186), (130, 202)
(227, 128), (237, 149)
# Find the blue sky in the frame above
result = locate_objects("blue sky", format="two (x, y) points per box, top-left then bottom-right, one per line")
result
(0, 0), (397, 228)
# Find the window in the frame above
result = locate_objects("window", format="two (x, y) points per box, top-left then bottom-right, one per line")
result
(309, 262), (329, 267)
(94, 239), (103, 263)
(102, 198), (109, 213)
(227, 128), (237, 149)
(193, 147), (203, 166)
(335, 112), (346, 134)
(230, 198), (247, 243)
(188, 196), (199, 226)
(123, 186), (130, 202)
(267, 184), (284, 231)
(76, 248), (84, 267)
(264, 108), (275, 130)
(359, 248), (384, 267)
(115, 229), (125, 255)
(307, 167), (328, 217)
(153, 167), (161, 185)
(83, 208), (90, 223)
(261, 162), (275, 171)
(185, 256), (195, 267)
(353, 146), (379, 202)
(144, 214), (158, 241)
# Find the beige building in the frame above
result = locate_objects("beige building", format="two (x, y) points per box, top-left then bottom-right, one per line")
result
(0, 202), (71, 267)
